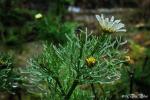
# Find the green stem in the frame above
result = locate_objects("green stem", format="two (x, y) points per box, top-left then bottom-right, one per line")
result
(64, 75), (80, 100)
(54, 77), (66, 96)
(77, 42), (84, 72)
(40, 64), (66, 96)
(129, 71), (134, 94)
(91, 83), (99, 100)
(64, 33), (87, 99)
(91, 38), (100, 56)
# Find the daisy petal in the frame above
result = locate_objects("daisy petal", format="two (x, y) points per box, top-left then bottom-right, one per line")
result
(95, 15), (101, 21)
(116, 23), (125, 29)
(117, 29), (126, 32)
(101, 14), (104, 20)
(110, 16), (114, 22)
(105, 18), (109, 22)
(114, 20), (121, 24)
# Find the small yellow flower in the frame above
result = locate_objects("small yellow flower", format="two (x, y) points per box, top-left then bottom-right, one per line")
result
(86, 57), (96, 67)
(125, 56), (134, 64)
(35, 13), (43, 19)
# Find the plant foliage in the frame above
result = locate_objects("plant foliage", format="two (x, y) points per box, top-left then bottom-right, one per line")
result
(21, 28), (126, 99)
(0, 52), (20, 93)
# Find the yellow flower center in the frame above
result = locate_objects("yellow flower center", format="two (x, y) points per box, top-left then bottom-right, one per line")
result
(86, 57), (96, 67)
(102, 28), (116, 33)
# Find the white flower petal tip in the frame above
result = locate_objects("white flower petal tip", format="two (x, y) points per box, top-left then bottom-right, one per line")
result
(95, 15), (101, 21)
(95, 14), (126, 33)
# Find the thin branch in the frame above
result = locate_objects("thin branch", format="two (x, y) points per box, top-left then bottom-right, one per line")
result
(64, 75), (80, 100)
(40, 64), (66, 96)
(129, 71), (134, 94)
(54, 77), (66, 96)
(91, 83), (99, 100)
(77, 34), (85, 72)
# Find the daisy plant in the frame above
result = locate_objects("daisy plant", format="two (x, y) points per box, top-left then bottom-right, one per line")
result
(20, 14), (127, 100)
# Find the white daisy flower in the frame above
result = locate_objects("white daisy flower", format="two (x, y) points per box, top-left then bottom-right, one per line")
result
(96, 14), (126, 33)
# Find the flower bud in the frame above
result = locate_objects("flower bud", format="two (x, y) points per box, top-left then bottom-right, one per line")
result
(86, 57), (96, 68)
(35, 13), (43, 19)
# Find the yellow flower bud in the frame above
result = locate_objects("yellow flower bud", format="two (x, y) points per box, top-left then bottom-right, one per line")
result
(86, 57), (96, 67)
